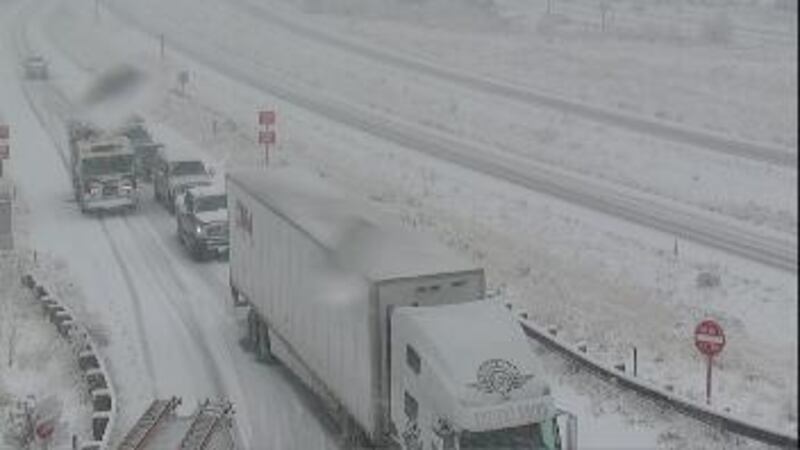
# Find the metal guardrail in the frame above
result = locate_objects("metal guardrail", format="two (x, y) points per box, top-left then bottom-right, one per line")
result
(21, 272), (118, 450)
(117, 397), (182, 450)
(516, 313), (798, 448)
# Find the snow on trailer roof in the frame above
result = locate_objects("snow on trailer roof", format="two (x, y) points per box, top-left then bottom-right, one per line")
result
(228, 168), (479, 282)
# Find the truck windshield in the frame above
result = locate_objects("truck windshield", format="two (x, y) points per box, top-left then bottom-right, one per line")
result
(459, 420), (560, 450)
(195, 194), (227, 212)
(172, 161), (206, 176)
(123, 126), (151, 143)
(82, 155), (134, 176)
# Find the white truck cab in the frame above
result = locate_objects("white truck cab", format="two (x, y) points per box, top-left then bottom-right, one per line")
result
(391, 301), (576, 450)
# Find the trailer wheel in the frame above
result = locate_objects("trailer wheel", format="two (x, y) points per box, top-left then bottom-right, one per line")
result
(254, 316), (274, 364)
(230, 283), (240, 305)
(243, 308), (258, 353)
(341, 416), (369, 449)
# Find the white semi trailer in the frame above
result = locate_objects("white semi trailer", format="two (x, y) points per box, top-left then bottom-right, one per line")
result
(227, 168), (577, 450)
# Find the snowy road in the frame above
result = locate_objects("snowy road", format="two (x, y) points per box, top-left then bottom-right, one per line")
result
(100, 0), (796, 272)
(2, 0), (794, 447)
(1, 0), (339, 447)
(230, 0), (795, 167)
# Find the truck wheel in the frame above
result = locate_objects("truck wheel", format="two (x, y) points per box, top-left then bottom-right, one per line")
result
(246, 308), (262, 353)
(255, 318), (274, 364)
(341, 417), (368, 449)
(190, 242), (205, 261)
(230, 283), (241, 305)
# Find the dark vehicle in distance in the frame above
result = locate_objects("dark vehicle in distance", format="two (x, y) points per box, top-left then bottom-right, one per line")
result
(118, 117), (163, 182)
(23, 55), (49, 80)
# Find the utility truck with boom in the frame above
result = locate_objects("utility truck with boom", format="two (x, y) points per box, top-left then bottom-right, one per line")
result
(227, 168), (577, 450)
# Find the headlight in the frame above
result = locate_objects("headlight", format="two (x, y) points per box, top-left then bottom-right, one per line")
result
(120, 179), (134, 193)
(195, 225), (204, 235)
(87, 182), (102, 197)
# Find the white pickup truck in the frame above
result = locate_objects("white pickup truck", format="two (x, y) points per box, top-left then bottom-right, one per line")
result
(176, 184), (229, 260)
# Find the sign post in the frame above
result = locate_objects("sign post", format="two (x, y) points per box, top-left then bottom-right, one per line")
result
(0, 123), (10, 177)
(258, 110), (276, 166)
(694, 319), (726, 405)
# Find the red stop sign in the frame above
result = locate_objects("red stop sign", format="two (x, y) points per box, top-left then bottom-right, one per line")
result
(695, 319), (725, 357)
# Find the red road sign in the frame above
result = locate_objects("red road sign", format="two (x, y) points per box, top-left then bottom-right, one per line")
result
(35, 420), (55, 440)
(258, 130), (276, 145)
(695, 319), (725, 357)
(0, 124), (8, 160)
(258, 110), (275, 126)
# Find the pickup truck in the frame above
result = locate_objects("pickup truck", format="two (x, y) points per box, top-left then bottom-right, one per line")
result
(152, 146), (213, 213)
(176, 184), (229, 260)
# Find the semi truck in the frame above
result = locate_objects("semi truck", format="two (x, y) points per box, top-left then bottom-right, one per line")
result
(68, 121), (138, 214)
(227, 168), (577, 450)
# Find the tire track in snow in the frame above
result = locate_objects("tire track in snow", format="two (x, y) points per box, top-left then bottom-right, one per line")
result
(10, 0), (161, 399)
(98, 217), (159, 391)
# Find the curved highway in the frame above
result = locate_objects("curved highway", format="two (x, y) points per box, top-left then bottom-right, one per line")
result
(100, 0), (796, 271)
(232, 0), (796, 167)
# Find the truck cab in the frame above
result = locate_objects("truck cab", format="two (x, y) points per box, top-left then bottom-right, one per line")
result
(176, 184), (229, 260)
(152, 147), (213, 213)
(390, 301), (576, 450)
(68, 122), (139, 214)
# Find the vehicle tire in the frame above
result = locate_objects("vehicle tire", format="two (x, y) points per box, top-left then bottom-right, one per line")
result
(230, 283), (240, 305)
(245, 308), (258, 353)
(255, 317), (274, 364)
(190, 240), (205, 261)
(341, 417), (369, 449)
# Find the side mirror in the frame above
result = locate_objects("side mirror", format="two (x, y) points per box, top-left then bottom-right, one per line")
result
(207, 166), (216, 177)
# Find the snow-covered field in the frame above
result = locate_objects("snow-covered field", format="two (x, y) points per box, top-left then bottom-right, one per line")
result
(0, 250), (91, 449)
(0, 0), (796, 447)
